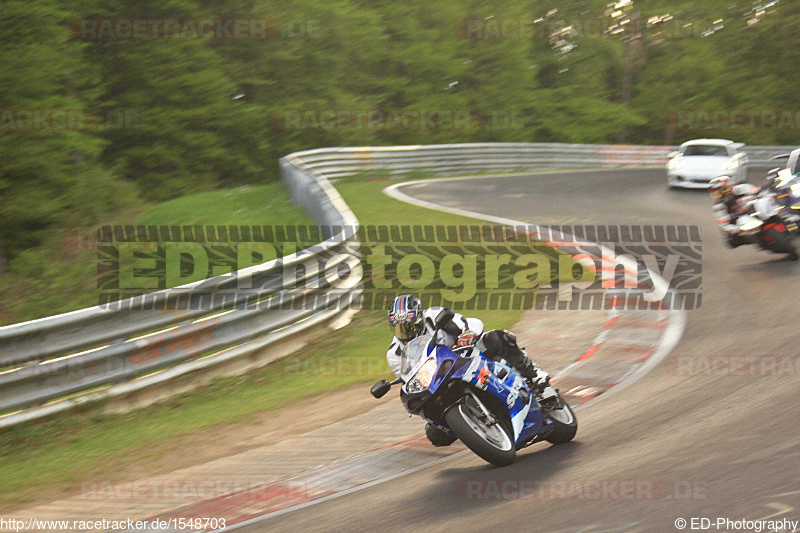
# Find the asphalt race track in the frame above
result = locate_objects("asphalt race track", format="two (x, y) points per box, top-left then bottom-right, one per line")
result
(242, 169), (800, 532)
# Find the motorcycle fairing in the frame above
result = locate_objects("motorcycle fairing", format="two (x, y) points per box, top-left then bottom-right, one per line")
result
(399, 341), (548, 446)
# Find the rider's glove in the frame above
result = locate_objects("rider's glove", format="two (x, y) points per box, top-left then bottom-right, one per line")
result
(457, 330), (479, 347)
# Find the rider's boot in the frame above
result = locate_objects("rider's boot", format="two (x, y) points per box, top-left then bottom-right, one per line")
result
(516, 356), (550, 395)
(425, 421), (456, 447)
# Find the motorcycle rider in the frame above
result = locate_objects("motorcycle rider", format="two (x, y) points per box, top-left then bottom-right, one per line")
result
(709, 175), (761, 248)
(386, 294), (550, 446)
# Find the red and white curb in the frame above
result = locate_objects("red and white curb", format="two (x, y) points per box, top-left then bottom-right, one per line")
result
(383, 176), (685, 409)
(136, 436), (466, 532)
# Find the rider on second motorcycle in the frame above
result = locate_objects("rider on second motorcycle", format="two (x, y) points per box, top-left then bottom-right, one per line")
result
(386, 294), (550, 446)
(709, 176), (761, 248)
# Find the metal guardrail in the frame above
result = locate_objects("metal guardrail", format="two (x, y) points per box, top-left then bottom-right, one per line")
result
(1, 142), (793, 426)
(0, 154), (359, 424)
(287, 143), (795, 181)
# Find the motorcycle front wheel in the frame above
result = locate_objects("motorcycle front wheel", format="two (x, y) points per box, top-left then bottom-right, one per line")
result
(444, 394), (516, 466)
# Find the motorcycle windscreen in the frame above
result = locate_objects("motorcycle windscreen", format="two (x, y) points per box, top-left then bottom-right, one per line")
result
(400, 334), (432, 377)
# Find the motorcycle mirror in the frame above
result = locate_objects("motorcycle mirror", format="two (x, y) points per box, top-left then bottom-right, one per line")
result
(370, 380), (392, 398)
(434, 308), (455, 329)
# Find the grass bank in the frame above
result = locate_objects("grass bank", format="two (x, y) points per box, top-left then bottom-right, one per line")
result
(0, 184), (313, 325)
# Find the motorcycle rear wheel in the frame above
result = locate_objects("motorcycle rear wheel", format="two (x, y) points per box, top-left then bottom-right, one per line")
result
(544, 395), (578, 444)
(762, 222), (798, 260)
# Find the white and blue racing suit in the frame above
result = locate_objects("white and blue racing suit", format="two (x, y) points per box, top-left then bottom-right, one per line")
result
(385, 306), (484, 377)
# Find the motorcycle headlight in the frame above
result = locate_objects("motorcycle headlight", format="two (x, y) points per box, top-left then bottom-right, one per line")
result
(740, 219), (763, 232)
(724, 159), (740, 171)
(406, 358), (438, 393)
(667, 157), (683, 170)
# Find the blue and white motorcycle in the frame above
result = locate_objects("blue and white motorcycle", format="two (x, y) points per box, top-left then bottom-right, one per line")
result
(371, 311), (577, 466)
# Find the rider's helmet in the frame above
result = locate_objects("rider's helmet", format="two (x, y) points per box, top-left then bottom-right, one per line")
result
(388, 294), (424, 341)
(709, 176), (733, 201)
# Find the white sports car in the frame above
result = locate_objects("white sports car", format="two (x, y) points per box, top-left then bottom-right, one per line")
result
(666, 139), (748, 189)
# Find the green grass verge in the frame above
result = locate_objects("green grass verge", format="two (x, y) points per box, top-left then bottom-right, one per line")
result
(135, 184), (313, 227)
(0, 173), (578, 510)
(0, 183), (314, 325)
